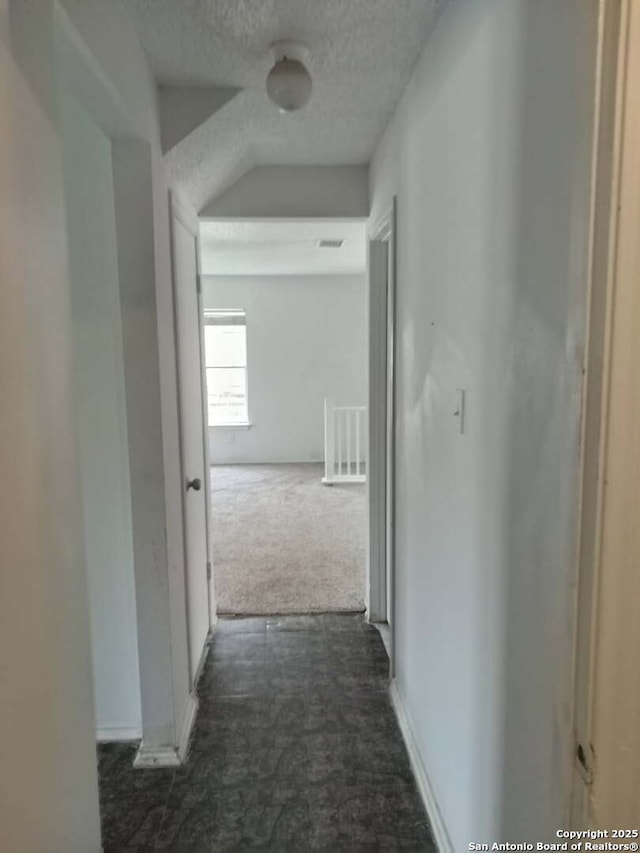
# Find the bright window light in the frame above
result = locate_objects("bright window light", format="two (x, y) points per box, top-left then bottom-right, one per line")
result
(203, 310), (248, 426)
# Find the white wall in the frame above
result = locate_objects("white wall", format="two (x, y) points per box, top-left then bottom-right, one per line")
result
(370, 0), (597, 846)
(0, 2), (101, 849)
(203, 274), (366, 464)
(61, 93), (142, 740)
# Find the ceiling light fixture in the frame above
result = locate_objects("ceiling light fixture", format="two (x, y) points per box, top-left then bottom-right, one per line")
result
(266, 42), (312, 113)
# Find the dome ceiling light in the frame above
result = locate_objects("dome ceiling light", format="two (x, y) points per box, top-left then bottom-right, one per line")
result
(266, 42), (312, 113)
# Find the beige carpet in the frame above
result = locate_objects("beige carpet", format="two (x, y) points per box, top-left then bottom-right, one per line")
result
(210, 463), (366, 614)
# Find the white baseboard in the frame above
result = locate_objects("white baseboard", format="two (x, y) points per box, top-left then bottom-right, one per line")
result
(177, 690), (198, 761)
(375, 622), (391, 658)
(96, 725), (142, 743)
(133, 691), (198, 769)
(389, 680), (454, 853)
(193, 632), (212, 687)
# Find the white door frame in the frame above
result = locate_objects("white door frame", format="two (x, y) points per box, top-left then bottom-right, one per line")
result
(169, 192), (215, 643)
(367, 199), (397, 673)
(570, 0), (628, 826)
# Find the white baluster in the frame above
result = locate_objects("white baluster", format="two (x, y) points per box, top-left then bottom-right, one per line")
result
(356, 409), (361, 477)
(323, 403), (367, 484)
(324, 398), (331, 482)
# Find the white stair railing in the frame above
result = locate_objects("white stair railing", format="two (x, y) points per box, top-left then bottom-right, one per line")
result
(323, 398), (367, 484)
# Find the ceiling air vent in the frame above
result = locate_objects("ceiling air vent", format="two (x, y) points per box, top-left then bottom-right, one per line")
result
(317, 239), (344, 249)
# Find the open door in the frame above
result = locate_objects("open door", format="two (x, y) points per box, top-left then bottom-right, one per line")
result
(170, 192), (213, 685)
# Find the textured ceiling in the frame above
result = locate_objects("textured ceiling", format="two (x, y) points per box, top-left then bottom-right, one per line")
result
(119, 0), (442, 211)
(199, 220), (366, 276)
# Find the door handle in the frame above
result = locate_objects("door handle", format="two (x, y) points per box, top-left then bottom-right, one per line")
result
(186, 477), (202, 492)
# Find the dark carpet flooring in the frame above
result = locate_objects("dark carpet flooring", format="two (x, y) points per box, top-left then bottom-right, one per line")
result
(98, 614), (434, 851)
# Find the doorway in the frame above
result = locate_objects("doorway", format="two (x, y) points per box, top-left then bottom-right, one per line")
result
(197, 218), (369, 617)
(368, 201), (397, 668)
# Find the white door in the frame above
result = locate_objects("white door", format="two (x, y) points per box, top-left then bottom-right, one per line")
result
(170, 193), (211, 684)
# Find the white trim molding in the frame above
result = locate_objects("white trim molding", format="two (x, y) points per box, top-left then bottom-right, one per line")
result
(177, 690), (199, 761)
(390, 680), (454, 853)
(192, 633), (212, 691)
(367, 197), (397, 674)
(133, 691), (199, 769)
(96, 725), (142, 743)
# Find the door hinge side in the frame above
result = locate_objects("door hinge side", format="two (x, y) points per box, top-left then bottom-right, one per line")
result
(206, 561), (212, 581)
(196, 274), (202, 294)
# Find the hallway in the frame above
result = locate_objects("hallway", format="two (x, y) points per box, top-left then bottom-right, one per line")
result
(5, 1), (629, 848)
(99, 615), (433, 850)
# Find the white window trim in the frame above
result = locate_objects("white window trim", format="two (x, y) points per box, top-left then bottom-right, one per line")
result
(211, 422), (252, 430)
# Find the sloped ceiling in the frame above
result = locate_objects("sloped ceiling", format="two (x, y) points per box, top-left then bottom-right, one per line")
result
(119, 0), (442, 212)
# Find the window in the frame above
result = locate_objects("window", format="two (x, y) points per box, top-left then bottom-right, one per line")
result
(203, 310), (249, 426)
